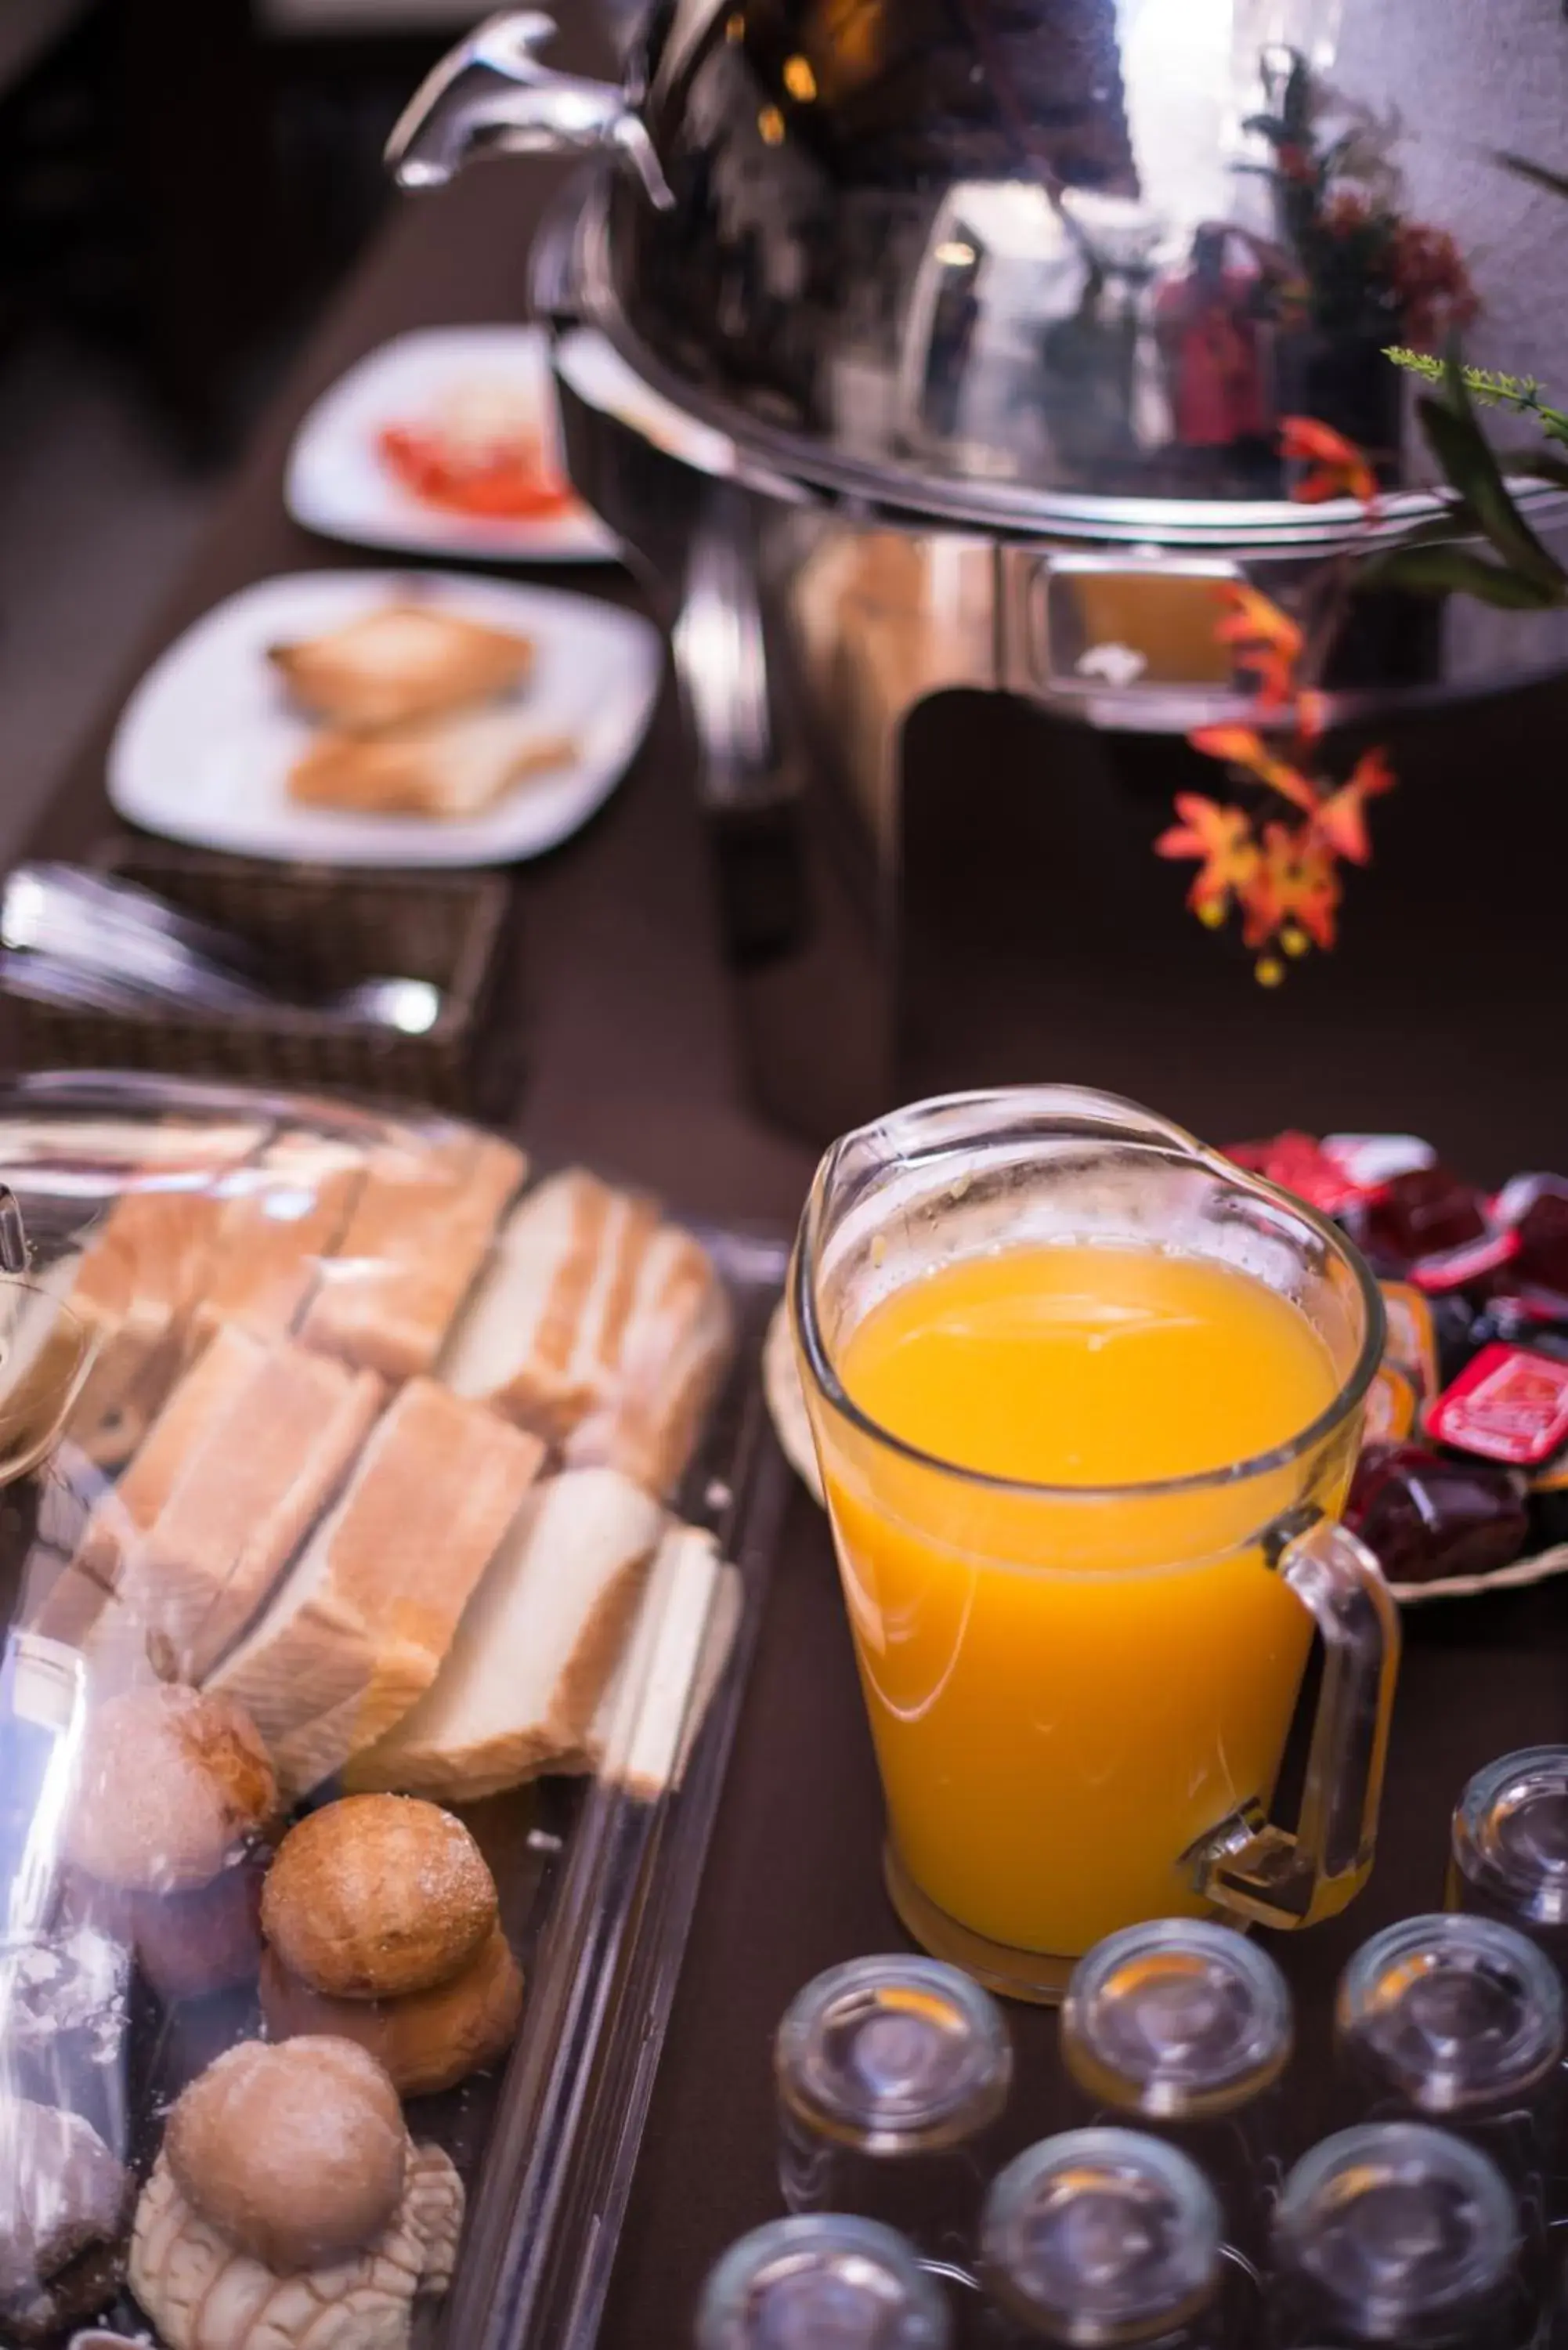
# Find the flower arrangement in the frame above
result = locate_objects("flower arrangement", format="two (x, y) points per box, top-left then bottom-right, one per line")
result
(1245, 52), (1476, 352)
(1154, 96), (1568, 980)
(1156, 419), (1395, 984)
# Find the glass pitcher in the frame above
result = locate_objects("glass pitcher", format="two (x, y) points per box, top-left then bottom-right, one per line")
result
(790, 1085), (1399, 2002)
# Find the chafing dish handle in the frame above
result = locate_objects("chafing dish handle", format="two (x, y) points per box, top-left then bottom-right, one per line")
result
(673, 491), (808, 967)
(385, 10), (673, 208)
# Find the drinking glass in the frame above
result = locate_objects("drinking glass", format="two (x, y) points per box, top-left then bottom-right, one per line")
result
(980, 2128), (1222, 2348)
(775, 1954), (1011, 2282)
(791, 1086), (1399, 2001)
(1270, 2123), (1519, 2348)
(1337, 1912), (1563, 2335)
(1451, 1749), (1568, 1972)
(695, 2214), (952, 2350)
(1061, 1919), (1291, 2283)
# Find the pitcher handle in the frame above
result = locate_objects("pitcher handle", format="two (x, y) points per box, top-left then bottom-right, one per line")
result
(1190, 1513), (1401, 1932)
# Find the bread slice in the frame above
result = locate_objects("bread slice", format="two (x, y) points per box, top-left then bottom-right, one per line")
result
(437, 1170), (661, 1442)
(298, 1132), (526, 1382)
(268, 602), (534, 731)
(76, 1332), (384, 1687)
(586, 1525), (739, 1800)
(208, 1378), (544, 1794)
(64, 1184), (229, 1467)
(288, 707), (576, 818)
(67, 1321), (276, 1618)
(344, 1469), (664, 1802)
(183, 1131), (365, 1359)
(563, 1224), (732, 1496)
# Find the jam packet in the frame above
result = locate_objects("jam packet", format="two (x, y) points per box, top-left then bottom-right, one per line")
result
(1425, 1343), (1568, 1466)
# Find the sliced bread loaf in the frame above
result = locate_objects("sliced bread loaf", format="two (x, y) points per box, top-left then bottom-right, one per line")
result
(298, 1132), (526, 1383)
(344, 1468), (664, 1802)
(78, 1332), (384, 1687)
(208, 1377), (544, 1793)
(436, 1170), (659, 1442)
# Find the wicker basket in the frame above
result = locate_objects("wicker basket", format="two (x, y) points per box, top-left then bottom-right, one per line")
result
(9, 844), (523, 1115)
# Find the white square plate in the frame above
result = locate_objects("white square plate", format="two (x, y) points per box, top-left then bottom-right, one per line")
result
(285, 326), (622, 563)
(107, 569), (663, 868)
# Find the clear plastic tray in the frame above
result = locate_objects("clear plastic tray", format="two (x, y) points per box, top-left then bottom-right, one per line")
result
(0, 1072), (789, 2350)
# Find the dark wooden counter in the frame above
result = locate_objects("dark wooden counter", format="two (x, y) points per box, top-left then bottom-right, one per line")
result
(17, 62), (1568, 2349)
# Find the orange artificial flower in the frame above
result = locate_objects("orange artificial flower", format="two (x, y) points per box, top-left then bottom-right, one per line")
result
(1313, 745), (1396, 865)
(1154, 794), (1260, 919)
(1240, 822), (1342, 954)
(1187, 726), (1320, 815)
(1213, 584), (1303, 709)
(1281, 416), (1379, 507)
(1294, 689), (1330, 746)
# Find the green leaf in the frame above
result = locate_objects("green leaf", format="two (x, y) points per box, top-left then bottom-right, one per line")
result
(1493, 150), (1568, 202)
(1417, 373), (1566, 594)
(1281, 56), (1311, 136)
(1358, 540), (1563, 608)
(1364, 505), (1481, 553)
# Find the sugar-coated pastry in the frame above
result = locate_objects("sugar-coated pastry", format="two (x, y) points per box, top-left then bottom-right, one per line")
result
(0, 2099), (131, 2344)
(121, 1850), (269, 2005)
(164, 2039), (406, 2272)
(261, 1794), (497, 2001)
(64, 1684), (276, 1896)
(130, 2138), (463, 2350)
(260, 1923), (523, 2098)
(0, 1926), (129, 2070)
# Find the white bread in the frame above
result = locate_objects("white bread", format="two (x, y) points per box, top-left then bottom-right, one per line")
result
(268, 601), (534, 730)
(183, 1131), (366, 1359)
(37, 1321), (272, 1649)
(587, 1525), (737, 1801)
(208, 1379), (544, 1795)
(563, 1223), (732, 1495)
(65, 1184), (228, 1466)
(344, 1469), (664, 1802)
(298, 1133), (526, 1382)
(436, 1170), (660, 1441)
(78, 1333), (385, 1687)
(288, 707), (576, 818)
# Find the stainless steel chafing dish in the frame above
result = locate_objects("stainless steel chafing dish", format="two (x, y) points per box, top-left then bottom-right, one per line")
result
(390, 2), (1568, 1133)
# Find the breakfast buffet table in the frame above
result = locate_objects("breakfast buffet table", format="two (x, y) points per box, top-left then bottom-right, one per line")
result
(13, 61), (1568, 2350)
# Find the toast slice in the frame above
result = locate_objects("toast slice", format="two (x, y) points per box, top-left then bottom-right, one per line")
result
(288, 707), (576, 818)
(74, 1332), (384, 1687)
(183, 1131), (366, 1360)
(563, 1223), (732, 1496)
(343, 1469), (664, 1802)
(297, 1133), (526, 1383)
(437, 1170), (661, 1442)
(208, 1377), (544, 1793)
(268, 602), (534, 732)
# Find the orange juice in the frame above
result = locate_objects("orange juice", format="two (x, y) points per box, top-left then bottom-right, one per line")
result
(824, 1241), (1341, 1959)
